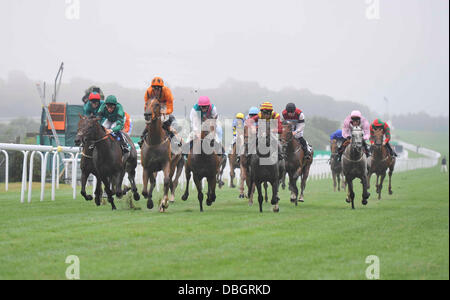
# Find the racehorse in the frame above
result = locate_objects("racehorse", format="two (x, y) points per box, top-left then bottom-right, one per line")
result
(75, 115), (103, 205)
(141, 98), (181, 212)
(247, 123), (280, 213)
(279, 122), (314, 206)
(181, 120), (221, 212)
(330, 139), (346, 192)
(76, 116), (139, 210)
(367, 128), (396, 200)
(342, 126), (370, 209)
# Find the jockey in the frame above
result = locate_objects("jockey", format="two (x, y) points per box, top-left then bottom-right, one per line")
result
(330, 129), (345, 143)
(186, 96), (225, 156)
(370, 118), (397, 157)
(139, 76), (180, 147)
(247, 102), (282, 134)
(246, 102), (283, 159)
(282, 103), (311, 158)
(82, 86), (104, 104)
(247, 106), (259, 119)
(97, 95), (129, 154)
(83, 92), (104, 117)
(341, 110), (371, 159)
(231, 113), (245, 146)
(123, 112), (133, 136)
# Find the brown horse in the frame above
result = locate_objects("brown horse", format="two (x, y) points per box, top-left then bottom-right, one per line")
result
(141, 98), (178, 212)
(367, 128), (396, 200)
(181, 121), (221, 212)
(330, 139), (346, 192)
(279, 122), (314, 205)
(76, 116), (139, 210)
(75, 115), (103, 205)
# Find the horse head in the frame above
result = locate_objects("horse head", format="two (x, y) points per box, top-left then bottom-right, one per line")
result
(145, 98), (161, 124)
(351, 126), (364, 152)
(76, 115), (102, 146)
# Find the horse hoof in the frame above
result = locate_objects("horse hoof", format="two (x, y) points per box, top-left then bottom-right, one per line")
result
(181, 194), (188, 201)
(147, 199), (154, 210)
(362, 200), (368, 205)
(206, 200), (213, 207)
(248, 201), (253, 207)
(85, 195), (93, 201)
(134, 193), (140, 201)
(345, 198), (351, 203)
(231, 184), (236, 188)
(389, 190), (393, 195)
(290, 198), (296, 203)
(299, 199), (304, 203)
(273, 207), (280, 213)
(142, 191), (148, 198)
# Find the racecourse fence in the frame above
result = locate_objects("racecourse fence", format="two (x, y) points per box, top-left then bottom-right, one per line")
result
(0, 141), (442, 203)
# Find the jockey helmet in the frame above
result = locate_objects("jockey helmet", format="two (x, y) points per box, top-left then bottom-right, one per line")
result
(286, 103), (296, 113)
(260, 102), (273, 112)
(236, 113), (245, 120)
(89, 92), (101, 101)
(151, 77), (164, 87)
(105, 95), (118, 106)
(350, 110), (362, 119)
(198, 96), (211, 107)
(249, 106), (259, 115)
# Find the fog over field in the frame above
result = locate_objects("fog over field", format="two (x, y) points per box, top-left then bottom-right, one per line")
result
(0, 0), (448, 118)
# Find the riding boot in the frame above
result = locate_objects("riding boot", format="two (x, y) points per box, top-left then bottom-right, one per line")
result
(386, 143), (397, 157)
(298, 137), (311, 158)
(117, 132), (130, 154)
(138, 127), (148, 148)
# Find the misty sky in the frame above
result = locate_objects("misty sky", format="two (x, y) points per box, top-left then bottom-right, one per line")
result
(0, 0), (448, 116)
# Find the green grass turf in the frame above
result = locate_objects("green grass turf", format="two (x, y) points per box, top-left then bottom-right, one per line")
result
(0, 165), (448, 280)
(394, 129), (449, 158)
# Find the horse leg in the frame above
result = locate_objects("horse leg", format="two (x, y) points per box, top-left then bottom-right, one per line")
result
(206, 175), (217, 206)
(378, 173), (386, 200)
(367, 171), (372, 190)
(142, 169), (149, 199)
(361, 174), (370, 205)
(239, 163), (246, 199)
(281, 172), (286, 190)
(388, 165), (394, 195)
(288, 172), (298, 206)
(181, 165), (191, 201)
(170, 158), (184, 203)
(160, 163), (171, 212)
(341, 173), (346, 191)
(80, 171), (93, 201)
(127, 168), (140, 201)
(264, 182), (268, 203)
(299, 166), (310, 203)
(101, 177), (116, 210)
(146, 172), (156, 210)
(193, 175), (204, 212)
(375, 174), (380, 194)
(229, 158), (236, 188)
(256, 182), (264, 213)
(271, 180), (279, 213)
(345, 177), (354, 206)
(332, 171), (337, 192)
(94, 177), (103, 206)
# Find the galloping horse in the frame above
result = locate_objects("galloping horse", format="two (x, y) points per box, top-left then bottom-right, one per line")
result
(76, 116), (139, 210)
(141, 98), (180, 212)
(367, 128), (396, 200)
(181, 121), (221, 212)
(75, 115), (103, 205)
(247, 123), (281, 213)
(342, 126), (370, 209)
(330, 139), (346, 192)
(279, 122), (314, 205)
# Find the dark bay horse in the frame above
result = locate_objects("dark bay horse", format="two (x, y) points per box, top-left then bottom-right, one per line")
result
(279, 122), (314, 206)
(367, 128), (396, 200)
(141, 98), (181, 212)
(77, 116), (139, 210)
(330, 139), (346, 192)
(342, 126), (370, 209)
(181, 121), (221, 212)
(75, 115), (103, 205)
(246, 124), (281, 213)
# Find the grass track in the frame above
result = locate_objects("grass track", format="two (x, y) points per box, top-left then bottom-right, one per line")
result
(0, 165), (448, 280)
